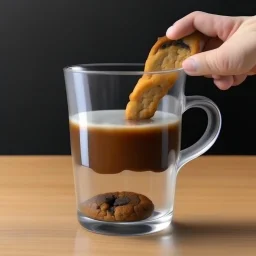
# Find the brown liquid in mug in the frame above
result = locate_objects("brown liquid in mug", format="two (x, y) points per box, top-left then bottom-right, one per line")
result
(69, 110), (180, 174)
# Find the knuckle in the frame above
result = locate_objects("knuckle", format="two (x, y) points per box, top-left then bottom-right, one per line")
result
(219, 48), (247, 74)
(203, 50), (222, 73)
(191, 11), (203, 16)
(217, 51), (230, 72)
(211, 49), (232, 74)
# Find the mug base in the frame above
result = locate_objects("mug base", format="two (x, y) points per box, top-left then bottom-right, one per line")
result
(77, 211), (172, 236)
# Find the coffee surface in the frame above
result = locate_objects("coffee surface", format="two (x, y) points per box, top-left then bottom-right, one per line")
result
(69, 110), (180, 174)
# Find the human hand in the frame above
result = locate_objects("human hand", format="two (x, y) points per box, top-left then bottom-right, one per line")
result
(166, 11), (256, 90)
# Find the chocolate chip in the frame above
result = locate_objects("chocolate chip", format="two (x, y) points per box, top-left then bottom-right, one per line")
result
(160, 40), (189, 50)
(161, 42), (173, 49)
(114, 197), (130, 206)
(172, 39), (189, 49)
(109, 206), (115, 214)
(105, 195), (116, 205)
(96, 194), (115, 205)
(128, 194), (140, 205)
(105, 196), (130, 214)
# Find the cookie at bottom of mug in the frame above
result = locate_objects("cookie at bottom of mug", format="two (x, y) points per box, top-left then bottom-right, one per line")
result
(79, 191), (154, 222)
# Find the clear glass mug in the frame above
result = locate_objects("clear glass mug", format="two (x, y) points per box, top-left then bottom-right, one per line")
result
(64, 64), (221, 236)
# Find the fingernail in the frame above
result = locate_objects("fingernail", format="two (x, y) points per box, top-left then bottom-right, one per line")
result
(166, 26), (174, 37)
(182, 58), (197, 72)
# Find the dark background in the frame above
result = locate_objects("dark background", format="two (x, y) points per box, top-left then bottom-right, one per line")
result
(0, 0), (255, 155)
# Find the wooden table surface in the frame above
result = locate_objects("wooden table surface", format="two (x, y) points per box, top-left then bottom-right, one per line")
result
(1, 156), (256, 256)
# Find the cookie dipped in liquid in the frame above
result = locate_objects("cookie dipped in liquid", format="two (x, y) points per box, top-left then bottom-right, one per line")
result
(69, 110), (181, 174)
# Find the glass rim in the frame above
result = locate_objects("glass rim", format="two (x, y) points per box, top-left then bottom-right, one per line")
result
(63, 63), (184, 75)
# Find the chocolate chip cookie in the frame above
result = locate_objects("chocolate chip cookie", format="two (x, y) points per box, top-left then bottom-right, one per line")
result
(79, 191), (154, 222)
(125, 32), (203, 120)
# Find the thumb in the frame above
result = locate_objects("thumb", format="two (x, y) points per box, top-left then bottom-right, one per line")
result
(182, 48), (227, 76)
(182, 25), (256, 76)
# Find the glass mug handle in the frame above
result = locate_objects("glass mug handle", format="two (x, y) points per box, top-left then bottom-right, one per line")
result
(177, 95), (222, 172)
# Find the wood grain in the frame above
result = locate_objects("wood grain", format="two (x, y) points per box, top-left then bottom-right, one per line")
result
(1, 156), (256, 256)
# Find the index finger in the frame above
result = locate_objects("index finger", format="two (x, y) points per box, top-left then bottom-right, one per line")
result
(166, 11), (244, 41)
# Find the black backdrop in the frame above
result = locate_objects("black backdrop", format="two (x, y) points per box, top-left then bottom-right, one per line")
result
(0, 0), (255, 155)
